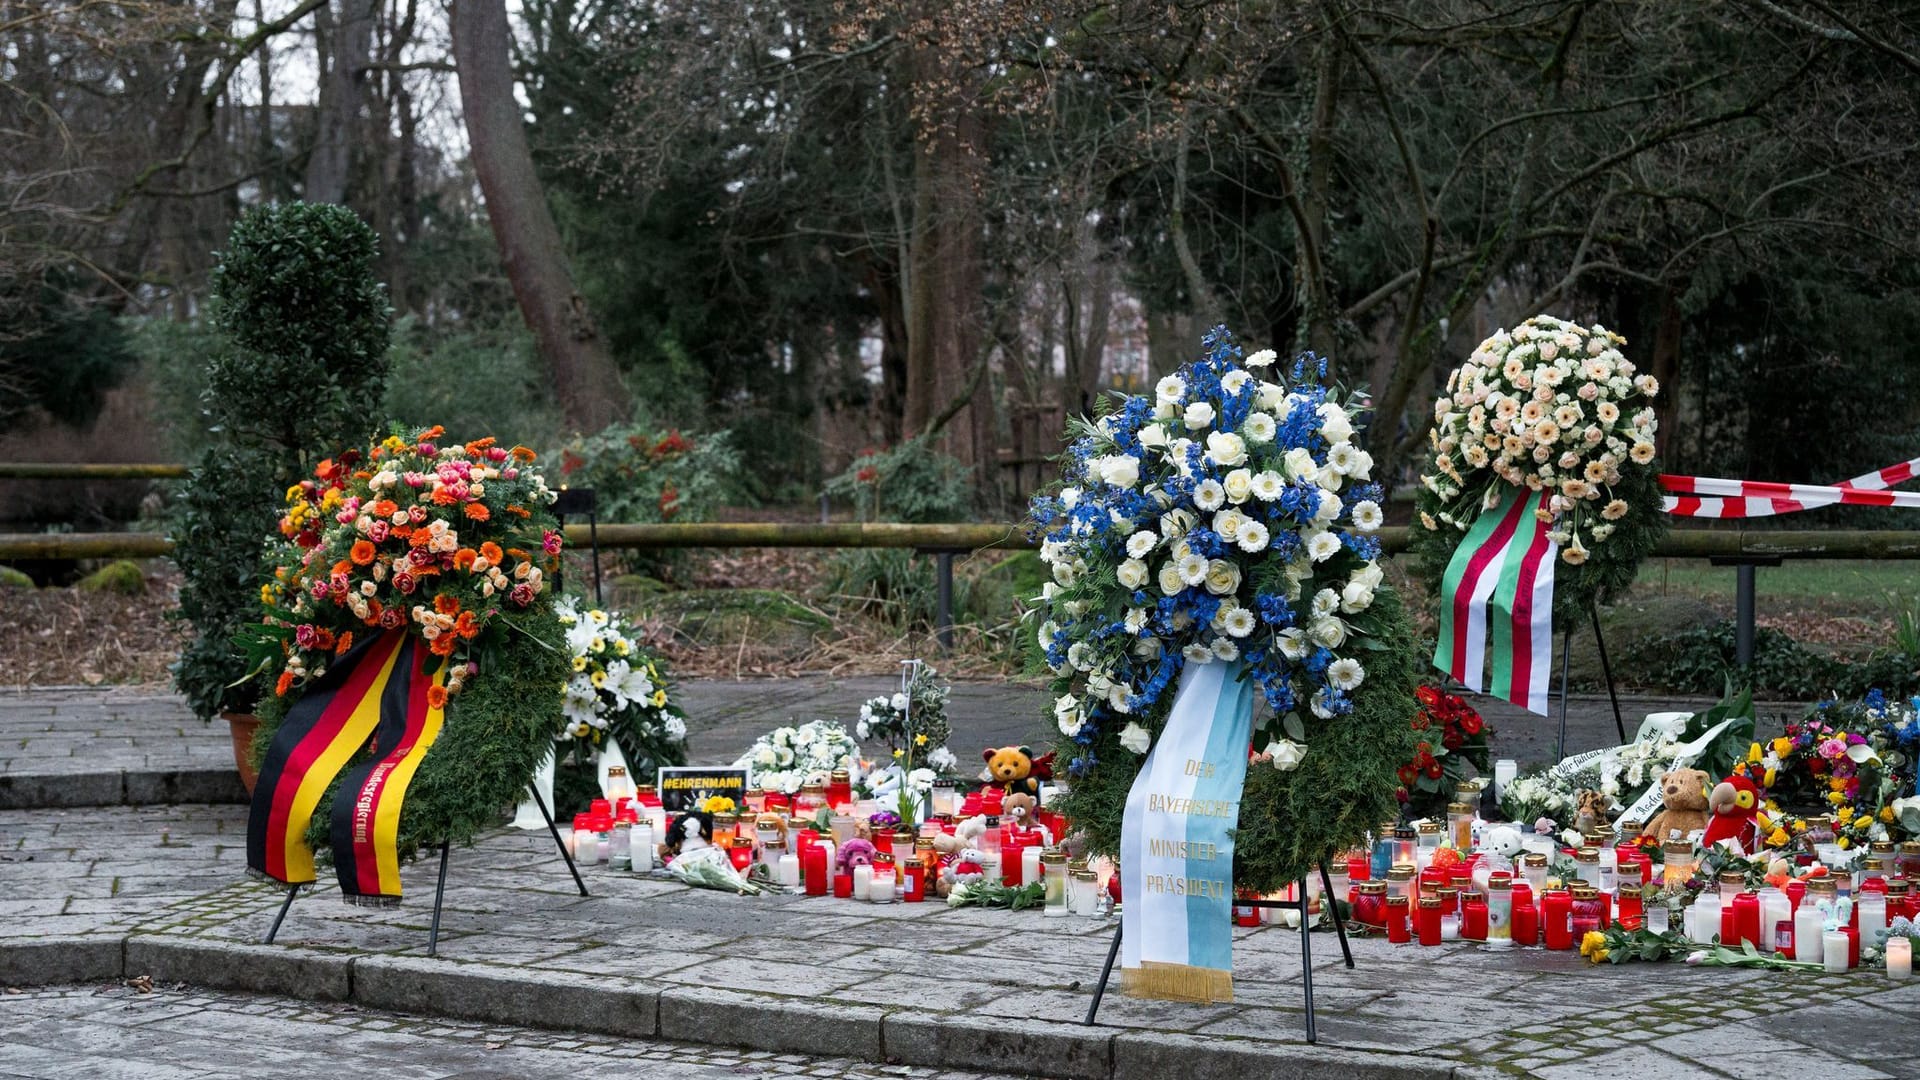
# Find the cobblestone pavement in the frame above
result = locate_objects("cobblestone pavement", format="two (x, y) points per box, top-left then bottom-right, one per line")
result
(5, 803), (1920, 1079)
(0, 983), (1031, 1080)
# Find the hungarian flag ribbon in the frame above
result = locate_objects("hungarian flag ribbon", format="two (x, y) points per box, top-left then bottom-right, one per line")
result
(328, 637), (448, 906)
(1433, 486), (1559, 715)
(248, 630), (407, 885)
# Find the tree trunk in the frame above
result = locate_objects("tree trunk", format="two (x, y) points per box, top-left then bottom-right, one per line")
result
(452, 0), (630, 433)
(305, 0), (377, 203)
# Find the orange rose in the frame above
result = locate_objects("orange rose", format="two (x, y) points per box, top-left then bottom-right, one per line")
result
(426, 684), (449, 710)
(350, 540), (376, 566)
(453, 548), (477, 572)
(463, 502), (491, 522)
(479, 541), (504, 565)
(434, 594), (460, 616)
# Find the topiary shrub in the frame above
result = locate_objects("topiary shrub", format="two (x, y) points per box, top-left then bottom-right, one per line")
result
(169, 203), (392, 720)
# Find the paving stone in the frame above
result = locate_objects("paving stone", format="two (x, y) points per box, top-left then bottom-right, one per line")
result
(0, 935), (123, 985)
(885, 1013), (1111, 1080)
(125, 935), (352, 1001)
(1532, 1045), (1728, 1080)
(355, 954), (658, 1038)
(659, 985), (885, 1060)
(1109, 1029), (1450, 1080)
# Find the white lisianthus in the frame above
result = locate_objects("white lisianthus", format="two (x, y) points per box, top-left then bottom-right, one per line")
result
(1205, 430), (1247, 467)
(1307, 531), (1343, 562)
(1317, 403), (1354, 444)
(1242, 411), (1277, 443)
(1118, 722), (1152, 755)
(1126, 530), (1158, 559)
(1194, 479), (1226, 511)
(1261, 738), (1306, 772)
(1184, 401), (1216, 428)
(1251, 471), (1285, 501)
(1237, 520), (1270, 553)
(1116, 558), (1149, 590)
(1327, 657), (1366, 690)
(1220, 369), (1252, 396)
(1349, 499), (1383, 532)
(1155, 374), (1187, 404)
(1245, 348), (1278, 368)
(1203, 559), (1242, 596)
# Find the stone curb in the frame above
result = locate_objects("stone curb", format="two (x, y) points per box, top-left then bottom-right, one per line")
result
(0, 936), (1455, 1080)
(0, 768), (247, 810)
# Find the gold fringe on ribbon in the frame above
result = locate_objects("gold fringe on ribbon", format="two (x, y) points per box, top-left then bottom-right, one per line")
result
(1121, 961), (1234, 1004)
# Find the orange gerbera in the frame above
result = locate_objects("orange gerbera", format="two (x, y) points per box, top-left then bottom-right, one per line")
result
(479, 541), (504, 565)
(370, 499), (398, 518)
(434, 594), (461, 616)
(349, 540), (377, 566)
(506, 547), (529, 560)
(419, 425), (446, 441)
(313, 628), (335, 651)
(391, 525), (414, 540)
(463, 502), (491, 522)
(335, 631), (354, 655)
(426, 684), (450, 709)
(332, 559), (353, 577)
(453, 548), (477, 571)
(510, 445), (536, 461)
(410, 529), (434, 548)
(465, 437), (497, 456)
(430, 486), (460, 506)
(504, 504), (531, 518)
(429, 634), (457, 656)
(454, 611), (479, 639)
(275, 670), (294, 696)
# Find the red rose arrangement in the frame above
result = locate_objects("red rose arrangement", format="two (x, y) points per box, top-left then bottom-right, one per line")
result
(1398, 684), (1493, 819)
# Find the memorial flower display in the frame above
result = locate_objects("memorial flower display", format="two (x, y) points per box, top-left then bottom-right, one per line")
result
(556, 596), (689, 776)
(1413, 315), (1666, 623)
(857, 663), (959, 775)
(1029, 327), (1423, 890)
(732, 720), (861, 795)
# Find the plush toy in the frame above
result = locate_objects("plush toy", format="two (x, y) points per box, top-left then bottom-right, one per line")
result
(662, 809), (714, 862)
(1640, 768), (1711, 843)
(1573, 789), (1611, 835)
(949, 848), (986, 886)
(836, 838), (877, 875)
(1702, 774), (1762, 853)
(1479, 824), (1525, 862)
(1001, 792), (1038, 828)
(981, 745), (1054, 796)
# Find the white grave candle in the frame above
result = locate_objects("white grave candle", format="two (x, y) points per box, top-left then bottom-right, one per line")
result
(1888, 936), (1912, 980)
(1859, 893), (1888, 949)
(1794, 905), (1826, 967)
(632, 824), (655, 871)
(1823, 931), (1850, 973)
(852, 864), (873, 902)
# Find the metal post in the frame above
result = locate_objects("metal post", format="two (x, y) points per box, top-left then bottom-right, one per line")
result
(1735, 563), (1756, 669)
(1317, 859), (1355, 969)
(1083, 923), (1123, 1025)
(935, 551), (954, 651)
(262, 883), (299, 945)
(427, 840), (451, 957)
(819, 492), (831, 524)
(1298, 876), (1317, 1044)
(588, 504), (603, 607)
(1555, 627), (1572, 761)
(532, 785), (590, 897)
(1589, 604), (1627, 743)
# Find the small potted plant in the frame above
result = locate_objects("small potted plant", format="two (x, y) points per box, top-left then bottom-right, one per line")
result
(168, 202), (390, 789)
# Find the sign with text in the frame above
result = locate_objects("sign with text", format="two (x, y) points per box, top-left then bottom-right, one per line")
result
(656, 766), (749, 814)
(1119, 660), (1253, 1003)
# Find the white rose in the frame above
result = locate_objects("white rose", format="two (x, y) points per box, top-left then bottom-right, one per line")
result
(1256, 381), (1286, 410)
(1099, 454), (1141, 489)
(1184, 401), (1216, 428)
(1205, 430), (1247, 467)
(1052, 561), (1077, 587)
(1222, 468), (1254, 503)
(1138, 424), (1169, 449)
(1317, 403), (1354, 443)
(1117, 722), (1152, 755)
(1245, 349), (1278, 368)
(1261, 738), (1306, 772)
(1339, 580), (1375, 613)
(1310, 617), (1347, 649)
(1157, 561), (1186, 596)
(1161, 508), (1195, 538)
(1203, 559), (1242, 596)
(1211, 509), (1245, 541)
(1117, 559), (1149, 590)
(1284, 447), (1317, 479)
(1314, 492), (1343, 523)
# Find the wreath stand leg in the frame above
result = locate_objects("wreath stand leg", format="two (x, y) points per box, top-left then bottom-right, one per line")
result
(531, 783), (591, 897)
(427, 839), (452, 957)
(261, 883), (300, 945)
(1554, 627), (1573, 762)
(1082, 861), (1343, 1041)
(1589, 602), (1627, 743)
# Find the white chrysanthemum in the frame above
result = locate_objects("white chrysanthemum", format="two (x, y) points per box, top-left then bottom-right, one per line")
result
(1350, 500), (1383, 532)
(1177, 554), (1209, 586)
(1251, 471), (1285, 501)
(1221, 607), (1257, 638)
(1155, 374), (1187, 404)
(1327, 657), (1366, 690)
(1242, 411), (1277, 443)
(1245, 349), (1277, 368)
(1126, 530), (1158, 559)
(1308, 531), (1343, 562)
(1194, 479), (1226, 511)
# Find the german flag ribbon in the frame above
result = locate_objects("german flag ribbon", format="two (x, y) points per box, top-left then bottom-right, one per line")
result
(248, 630), (407, 885)
(329, 636), (448, 905)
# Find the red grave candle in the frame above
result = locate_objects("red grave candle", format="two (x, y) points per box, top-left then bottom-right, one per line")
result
(1512, 902), (1538, 946)
(1462, 894), (1488, 941)
(727, 843), (753, 873)
(1417, 899), (1442, 946)
(1386, 897), (1412, 944)
(904, 864), (926, 902)
(1844, 925), (1861, 968)
(1786, 879), (1807, 912)
(1347, 853), (1370, 882)
(802, 845), (828, 896)
(1542, 890), (1573, 950)
(832, 872), (854, 899)
(1733, 892), (1761, 948)
(1617, 888), (1643, 929)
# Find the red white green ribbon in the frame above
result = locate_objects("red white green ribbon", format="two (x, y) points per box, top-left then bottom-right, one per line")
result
(1433, 486), (1559, 715)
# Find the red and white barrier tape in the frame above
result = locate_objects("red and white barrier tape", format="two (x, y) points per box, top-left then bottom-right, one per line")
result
(1660, 466), (1920, 518)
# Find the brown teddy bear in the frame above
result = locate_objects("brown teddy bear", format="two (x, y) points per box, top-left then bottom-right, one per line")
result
(1640, 768), (1711, 842)
(981, 745), (1055, 796)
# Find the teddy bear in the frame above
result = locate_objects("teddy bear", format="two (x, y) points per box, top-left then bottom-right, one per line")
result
(981, 745), (1055, 796)
(661, 809), (714, 862)
(1640, 767), (1711, 843)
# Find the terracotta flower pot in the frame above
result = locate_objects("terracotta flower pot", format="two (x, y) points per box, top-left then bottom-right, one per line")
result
(223, 711), (261, 795)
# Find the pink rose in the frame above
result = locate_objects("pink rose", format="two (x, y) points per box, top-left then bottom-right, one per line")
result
(380, 607), (406, 629)
(487, 447), (509, 462)
(502, 468), (518, 480)
(542, 530), (563, 556)
(417, 442), (437, 456)
(409, 504), (428, 523)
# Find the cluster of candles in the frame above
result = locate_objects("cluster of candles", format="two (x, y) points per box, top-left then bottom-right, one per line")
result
(1340, 800), (1920, 978)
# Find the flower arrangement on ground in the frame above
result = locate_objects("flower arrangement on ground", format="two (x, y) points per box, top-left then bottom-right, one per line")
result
(1412, 314), (1666, 624)
(1731, 691), (1913, 852)
(856, 663), (959, 775)
(1029, 327), (1423, 891)
(1400, 686), (1492, 818)
(248, 424), (570, 854)
(556, 596), (689, 778)
(733, 720), (861, 795)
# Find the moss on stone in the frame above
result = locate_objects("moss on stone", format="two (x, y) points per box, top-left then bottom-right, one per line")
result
(77, 560), (146, 595)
